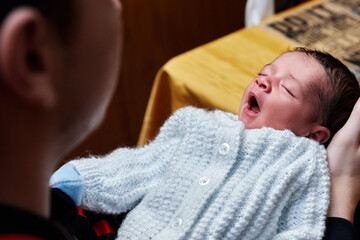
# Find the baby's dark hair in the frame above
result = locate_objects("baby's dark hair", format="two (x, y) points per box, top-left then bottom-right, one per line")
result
(0, 0), (74, 42)
(292, 47), (360, 146)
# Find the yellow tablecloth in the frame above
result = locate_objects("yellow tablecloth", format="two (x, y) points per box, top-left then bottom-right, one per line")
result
(137, 1), (323, 146)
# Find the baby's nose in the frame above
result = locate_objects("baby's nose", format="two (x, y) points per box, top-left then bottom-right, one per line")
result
(255, 78), (271, 93)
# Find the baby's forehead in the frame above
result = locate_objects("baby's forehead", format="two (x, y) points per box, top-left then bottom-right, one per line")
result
(275, 51), (318, 65)
(273, 52), (328, 82)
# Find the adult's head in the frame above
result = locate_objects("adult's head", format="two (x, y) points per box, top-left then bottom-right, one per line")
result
(238, 48), (360, 146)
(0, 0), (122, 161)
(0, 0), (122, 219)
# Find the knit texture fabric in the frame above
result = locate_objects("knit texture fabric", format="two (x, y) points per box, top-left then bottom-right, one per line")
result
(69, 107), (330, 240)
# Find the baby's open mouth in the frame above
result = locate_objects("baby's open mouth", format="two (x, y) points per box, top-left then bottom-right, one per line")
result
(248, 95), (260, 114)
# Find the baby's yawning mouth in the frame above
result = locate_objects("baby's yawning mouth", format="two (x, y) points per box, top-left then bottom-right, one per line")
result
(248, 95), (260, 114)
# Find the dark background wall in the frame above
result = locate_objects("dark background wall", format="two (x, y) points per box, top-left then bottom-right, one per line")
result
(64, 0), (308, 161)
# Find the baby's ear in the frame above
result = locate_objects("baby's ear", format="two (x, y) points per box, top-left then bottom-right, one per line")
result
(309, 125), (330, 144)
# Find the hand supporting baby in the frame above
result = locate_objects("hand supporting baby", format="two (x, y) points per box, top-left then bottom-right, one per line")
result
(327, 98), (360, 223)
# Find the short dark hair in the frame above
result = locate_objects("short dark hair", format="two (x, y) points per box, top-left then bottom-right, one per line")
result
(293, 47), (360, 146)
(0, 0), (74, 42)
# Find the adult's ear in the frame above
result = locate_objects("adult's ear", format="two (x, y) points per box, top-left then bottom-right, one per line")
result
(309, 125), (331, 144)
(0, 7), (56, 110)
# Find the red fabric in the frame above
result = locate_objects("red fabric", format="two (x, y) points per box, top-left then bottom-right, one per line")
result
(93, 220), (114, 237)
(0, 235), (44, 240)
(77, 207), (87, 219)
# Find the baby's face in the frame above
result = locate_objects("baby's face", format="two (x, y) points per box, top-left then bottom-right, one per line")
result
(238, 52), (326, 137)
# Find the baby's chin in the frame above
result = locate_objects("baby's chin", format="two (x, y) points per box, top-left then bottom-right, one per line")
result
(237, 115), (261, 130)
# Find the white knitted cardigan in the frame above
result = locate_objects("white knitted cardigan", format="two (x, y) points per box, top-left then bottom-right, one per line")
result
(70, 107), (330, 240)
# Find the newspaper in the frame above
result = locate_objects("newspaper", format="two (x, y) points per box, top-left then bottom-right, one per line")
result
(260, 0), (360, 79)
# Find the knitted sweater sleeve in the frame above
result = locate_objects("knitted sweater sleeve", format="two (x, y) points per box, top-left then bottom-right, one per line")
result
(68, 107), (194, 214)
